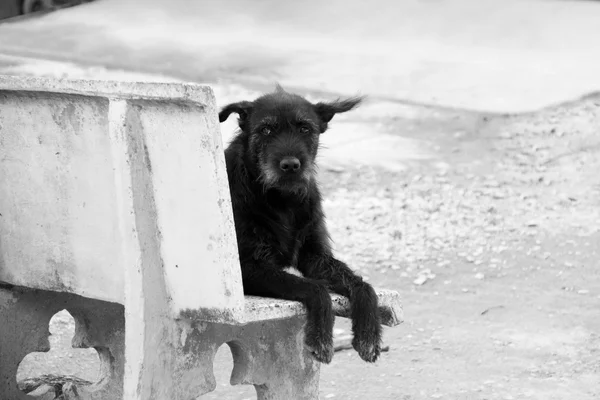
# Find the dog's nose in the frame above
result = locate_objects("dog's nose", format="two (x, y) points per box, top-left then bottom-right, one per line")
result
(280, 157), (301, 172)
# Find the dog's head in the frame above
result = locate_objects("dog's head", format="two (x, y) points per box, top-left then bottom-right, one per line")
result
(219, 85), (363, 194)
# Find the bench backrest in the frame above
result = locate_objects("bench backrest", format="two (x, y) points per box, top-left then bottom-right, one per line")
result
(0, 77), (244, 323)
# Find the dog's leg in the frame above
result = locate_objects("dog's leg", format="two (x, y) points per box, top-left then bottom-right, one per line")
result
(241, 265), (335, 364)
(298, 250), (383, 363)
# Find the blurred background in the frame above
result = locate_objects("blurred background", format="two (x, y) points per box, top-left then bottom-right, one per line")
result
(2, 1), (600, 399)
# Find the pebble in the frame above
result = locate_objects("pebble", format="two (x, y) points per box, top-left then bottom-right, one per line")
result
(414, 269), (436, 285)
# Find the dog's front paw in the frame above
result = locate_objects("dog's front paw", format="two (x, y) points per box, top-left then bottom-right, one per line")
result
(305, 331), (334, 364)
(350, 282), (383, 362)
(352, 331), (382, 363)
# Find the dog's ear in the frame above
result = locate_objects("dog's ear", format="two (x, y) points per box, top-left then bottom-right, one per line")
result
(218, 101), (254, 123)
(314, 96), (364, 132)
(274, 83), (286, 93)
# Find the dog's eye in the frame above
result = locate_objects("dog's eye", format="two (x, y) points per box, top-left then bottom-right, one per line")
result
(300, 126), (310, 134)
(261, 127), (272, 136)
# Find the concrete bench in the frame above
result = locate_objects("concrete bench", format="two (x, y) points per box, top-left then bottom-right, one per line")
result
(0, 76), (403, 400)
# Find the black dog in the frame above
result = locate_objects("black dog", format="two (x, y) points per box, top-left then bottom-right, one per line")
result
(219, 86), (382, 363)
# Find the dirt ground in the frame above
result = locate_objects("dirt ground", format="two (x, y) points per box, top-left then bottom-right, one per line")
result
(8, 61), (600, 399)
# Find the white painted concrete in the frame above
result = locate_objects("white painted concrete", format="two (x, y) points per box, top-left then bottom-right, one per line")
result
(0, 76), (244, 322)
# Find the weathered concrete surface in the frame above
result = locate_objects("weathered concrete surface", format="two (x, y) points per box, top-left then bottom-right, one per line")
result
(243, 289), (403, 327)
(1, 0), (600, 112)
(1, 285), (318, 400)
(0, 76), (244, 322)
(2, 285), (401, 399)
(0, 285), (125, 400)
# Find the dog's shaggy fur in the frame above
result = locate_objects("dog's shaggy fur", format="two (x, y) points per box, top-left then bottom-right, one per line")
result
(219, 86), (382, 363)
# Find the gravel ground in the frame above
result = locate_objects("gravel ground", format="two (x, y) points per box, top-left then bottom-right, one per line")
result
(5, 59), (600, 399)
